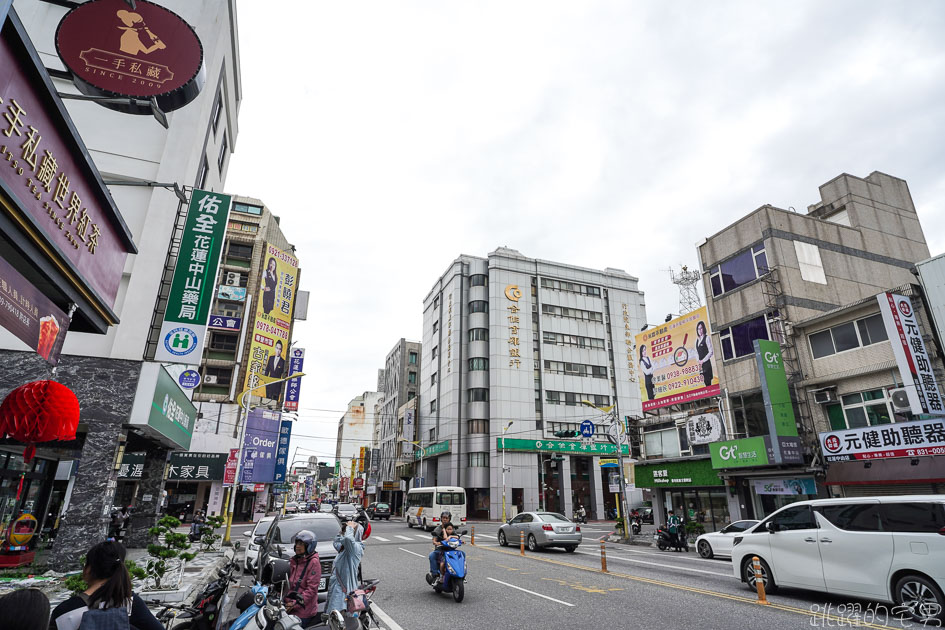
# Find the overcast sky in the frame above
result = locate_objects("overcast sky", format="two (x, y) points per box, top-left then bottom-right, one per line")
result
(226, 1), (945, 466)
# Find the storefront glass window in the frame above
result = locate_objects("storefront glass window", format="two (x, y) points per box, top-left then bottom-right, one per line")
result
(668, 489), (731, 533)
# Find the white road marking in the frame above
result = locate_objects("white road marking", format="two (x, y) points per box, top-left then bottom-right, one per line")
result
(415, 535), (430, 540)
(398, 547), (426, 558)
(486, 577), (575, 606)
(573, 550), (731, 577)
(372, 536), (390, 542)
(621, 547), (729, 564)
(395, 535), (415, 541)
(371, 602), (405, 630)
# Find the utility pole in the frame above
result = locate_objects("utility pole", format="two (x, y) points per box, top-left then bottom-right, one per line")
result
(501, 421), (513, 521)
(582, 401), (633, 542)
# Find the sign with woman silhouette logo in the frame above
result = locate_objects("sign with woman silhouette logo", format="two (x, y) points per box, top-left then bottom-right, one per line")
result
(55, 0), (205, 114)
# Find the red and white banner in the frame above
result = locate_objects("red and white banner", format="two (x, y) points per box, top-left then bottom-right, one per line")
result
(223, 448), (239, 487)
(877, 292), (943, 415)
(820, 418), (945, 462)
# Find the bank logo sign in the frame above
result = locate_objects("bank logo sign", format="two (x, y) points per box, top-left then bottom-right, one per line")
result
(154, 190), (232, 363)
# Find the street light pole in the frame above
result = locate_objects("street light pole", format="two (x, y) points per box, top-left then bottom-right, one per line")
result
(583, 401), (633, 543)
(501, 421), (513, 522)
(222, 371), (304, 545)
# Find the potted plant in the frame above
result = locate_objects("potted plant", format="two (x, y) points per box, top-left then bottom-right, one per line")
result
(144, 516), (196, 591)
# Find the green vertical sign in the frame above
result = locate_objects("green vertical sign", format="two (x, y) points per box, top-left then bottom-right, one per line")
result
(148, 365), (196, 450)
(154, 190), (232, 363)
(755, 339), (798, 464)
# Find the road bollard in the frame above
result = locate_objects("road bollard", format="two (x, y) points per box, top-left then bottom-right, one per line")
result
(471, 526), (475, 546)
(752, 556), (769, 605)
(600, 540), (608, 573)
(520, 530), (525, 556)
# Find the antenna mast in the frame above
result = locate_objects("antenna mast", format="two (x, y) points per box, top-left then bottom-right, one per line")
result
(669, 265), (702, 314)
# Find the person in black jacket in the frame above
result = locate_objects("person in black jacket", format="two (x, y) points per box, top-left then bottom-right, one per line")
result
(261, 256), (278, 314)
(263, 340), (287, 400)
(49, 541), (162, 630)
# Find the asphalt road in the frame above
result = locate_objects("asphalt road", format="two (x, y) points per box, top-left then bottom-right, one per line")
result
(355, 519), (932, 630)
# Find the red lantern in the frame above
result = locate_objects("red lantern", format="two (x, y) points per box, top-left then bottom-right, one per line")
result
(0, 380), (80, 462)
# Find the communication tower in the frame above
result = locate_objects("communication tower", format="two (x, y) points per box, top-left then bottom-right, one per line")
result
(669, 265), (702, 314)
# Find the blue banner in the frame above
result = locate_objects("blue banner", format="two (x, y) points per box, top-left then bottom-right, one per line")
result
(273, 417), (293, 482)
(284, 348), (305, 410)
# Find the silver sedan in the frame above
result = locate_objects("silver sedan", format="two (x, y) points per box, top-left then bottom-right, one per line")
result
(497, 511), (582, 552)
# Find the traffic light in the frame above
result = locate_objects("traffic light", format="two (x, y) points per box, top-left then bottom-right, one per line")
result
(553, 430), (580, 438)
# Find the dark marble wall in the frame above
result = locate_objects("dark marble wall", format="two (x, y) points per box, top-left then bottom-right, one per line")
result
(0, 349), (140, 570)
(125, 444), (170, 548)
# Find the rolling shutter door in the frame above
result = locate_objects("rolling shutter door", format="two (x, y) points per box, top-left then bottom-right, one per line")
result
(841, 484), (941, 497)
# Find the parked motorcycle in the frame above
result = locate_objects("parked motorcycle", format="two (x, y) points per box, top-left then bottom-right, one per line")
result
(425, 530), (468, 603)
(153, 546), (239, 629)
(654, 526), (688, 552)
(188, 522), (211, 543)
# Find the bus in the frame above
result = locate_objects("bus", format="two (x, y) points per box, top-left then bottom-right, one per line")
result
(405, 486), (467, 531)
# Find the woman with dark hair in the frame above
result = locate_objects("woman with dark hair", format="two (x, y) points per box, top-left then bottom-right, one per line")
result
(0, 588), (50, 630)
(695, 320), (714, 387)
(49, 541), (162, 630)
(639, 344), (654, 401)
(261, 256), (278, 314)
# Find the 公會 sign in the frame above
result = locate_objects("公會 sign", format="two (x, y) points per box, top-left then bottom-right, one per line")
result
(877, 293), (943, 415)
(819, 418), (945, 462)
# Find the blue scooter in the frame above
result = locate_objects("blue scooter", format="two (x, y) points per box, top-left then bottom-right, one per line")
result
(426, 531), (467, 603)
(226, 581), (268, 630)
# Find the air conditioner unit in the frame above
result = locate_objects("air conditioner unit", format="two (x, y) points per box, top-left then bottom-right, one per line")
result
(812, 389), (836, 404)
(204, 374), (218, 384)
(889, 388), (912, 413)
(225, 272), (241, 286)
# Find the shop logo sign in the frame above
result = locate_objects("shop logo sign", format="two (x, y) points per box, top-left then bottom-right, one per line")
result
(163, 326), (197, 356)
(718, 444), (738, 461)
(504, 285), (522, 301)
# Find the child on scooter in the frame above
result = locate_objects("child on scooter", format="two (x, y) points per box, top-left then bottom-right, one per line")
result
(437, 523), (457, 580)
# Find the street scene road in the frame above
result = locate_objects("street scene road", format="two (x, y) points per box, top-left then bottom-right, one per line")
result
(352, 519), (932, 630)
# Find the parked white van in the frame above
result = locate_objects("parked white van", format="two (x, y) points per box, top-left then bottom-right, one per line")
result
(405, 486), (467, 531)
(732, 496), (945, 623)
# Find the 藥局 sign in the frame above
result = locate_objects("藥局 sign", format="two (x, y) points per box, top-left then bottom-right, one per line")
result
(819, 418), (945, 462)
(753, 478), (816, 495)
(634, 307), (721, 412)
(243, 243), (299, 402)
(241, 409), (280, 482)
(154, 190), (232, 363)
(0, 255), (71, 365)
(877, 292), (943, 415)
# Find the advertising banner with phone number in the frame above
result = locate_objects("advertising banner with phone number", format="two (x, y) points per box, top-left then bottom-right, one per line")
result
(820, 418), (945, 462)
(634, 306), (720, 411)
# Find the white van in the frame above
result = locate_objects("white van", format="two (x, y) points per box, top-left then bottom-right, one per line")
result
(405, 486), (467, 531)
(732, 496), (945, 623)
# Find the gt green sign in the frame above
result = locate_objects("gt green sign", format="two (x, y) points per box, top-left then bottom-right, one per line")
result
(756, 339), (799, 438)
(710, 436), (770, 469)
(497, 438), (629, 455)
(416, 440), (449, 459)
(635, 459), (722, 488)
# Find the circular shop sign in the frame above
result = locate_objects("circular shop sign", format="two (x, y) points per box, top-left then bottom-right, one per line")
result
(55, 0), (205, 115)
(163, 327), (198, 357)
(178, 369), (201, 389)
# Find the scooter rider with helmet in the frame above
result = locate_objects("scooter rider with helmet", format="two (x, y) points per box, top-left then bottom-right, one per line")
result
(426, 511), (456, 585)
(286, 529), (321, 626)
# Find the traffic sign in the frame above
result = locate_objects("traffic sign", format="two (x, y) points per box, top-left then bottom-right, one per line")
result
(581, 437), (593, 448)
(580, 420), (596, 438)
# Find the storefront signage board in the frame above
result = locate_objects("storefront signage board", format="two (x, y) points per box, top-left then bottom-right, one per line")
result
(819, 417), (945, 462)
(497, 438), (629, 455)
(635, 458), (723, 488)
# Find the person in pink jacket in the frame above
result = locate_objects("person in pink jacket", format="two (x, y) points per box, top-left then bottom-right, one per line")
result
(285, 530), (321, 625)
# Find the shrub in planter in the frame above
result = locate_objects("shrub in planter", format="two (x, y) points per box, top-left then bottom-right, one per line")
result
(199, 515), (226, 551)
(145, 516), (196, 590)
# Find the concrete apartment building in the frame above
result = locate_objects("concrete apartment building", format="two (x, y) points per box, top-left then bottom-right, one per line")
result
(169, 196), (298, 523)
(375, 339), (421, 506)
(0, 1), (240, 566)
(335, 391), (382, 503)
(418, 247), (646, 520)
(697, 171), (935, 520)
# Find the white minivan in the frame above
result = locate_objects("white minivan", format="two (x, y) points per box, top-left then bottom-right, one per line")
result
(405, 486), (467, 531)
(732, 496), (945, 623)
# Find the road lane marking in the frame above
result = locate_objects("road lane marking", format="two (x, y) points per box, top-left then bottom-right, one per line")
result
(372, 536), (390, 542)
(473, 546), (894, 629)
(398, 547), (426, 558)
(395, 535), (415, 541)
(486, 577), (575, 606)
(573, 551), (730, 577)
(415, 535), (430, 540)
(621, 547), (728, 564)
(370, 603), (405, 630)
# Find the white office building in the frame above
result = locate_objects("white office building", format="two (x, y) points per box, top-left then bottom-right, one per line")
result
(418, 248), (647, 520)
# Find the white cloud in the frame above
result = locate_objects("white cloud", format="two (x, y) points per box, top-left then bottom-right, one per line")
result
(228, 0), (945, 460)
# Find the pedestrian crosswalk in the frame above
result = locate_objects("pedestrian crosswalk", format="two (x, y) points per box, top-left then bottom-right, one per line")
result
(395, 535), (415, 541)
(372, 536), (390, 542)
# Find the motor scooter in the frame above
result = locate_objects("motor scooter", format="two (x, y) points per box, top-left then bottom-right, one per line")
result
(425, 531), (467, 603)
(153, 545), (239, 630)
(572, 509), (587, 524)
(654, 526), (688, 552)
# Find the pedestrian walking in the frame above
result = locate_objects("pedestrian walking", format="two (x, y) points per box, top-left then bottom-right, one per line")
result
(0, 588), (49, 630)
(49, 541), (163, 630)
(107, 506), (131, 543)
(326, 520), (365, 630)
(667, 509), (684, 551)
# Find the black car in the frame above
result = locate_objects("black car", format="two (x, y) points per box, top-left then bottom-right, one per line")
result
(366, 503), (391, 520)
(256, 513), (343, 592)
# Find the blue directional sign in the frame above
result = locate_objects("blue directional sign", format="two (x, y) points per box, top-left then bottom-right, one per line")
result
(580, 420), (596, 438)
